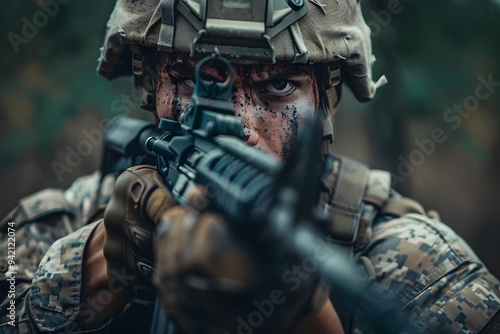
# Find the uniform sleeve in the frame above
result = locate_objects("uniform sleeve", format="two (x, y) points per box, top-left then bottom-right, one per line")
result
(358, 213), (500, 334)
(26, 221), (116, 333)
(0, 172), (112, 333)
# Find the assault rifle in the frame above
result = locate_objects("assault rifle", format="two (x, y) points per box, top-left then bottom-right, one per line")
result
(144, 54), (413, 333)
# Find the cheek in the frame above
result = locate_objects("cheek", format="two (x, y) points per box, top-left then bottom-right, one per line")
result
(156, 73), (190, 120)
(257, 92), (316, 160)
(280, 102), (313, 159)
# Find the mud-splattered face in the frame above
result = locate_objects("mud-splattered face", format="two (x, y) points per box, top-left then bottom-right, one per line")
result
(155, 53), (319, 161)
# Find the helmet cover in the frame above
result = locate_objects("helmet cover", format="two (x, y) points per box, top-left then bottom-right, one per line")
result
(98, 0), (386, 102)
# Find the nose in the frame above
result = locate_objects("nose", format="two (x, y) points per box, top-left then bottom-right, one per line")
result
(232, 88), (259, 147)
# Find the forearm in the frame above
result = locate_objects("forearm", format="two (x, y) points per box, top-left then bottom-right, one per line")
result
(76, 221), (134, 329)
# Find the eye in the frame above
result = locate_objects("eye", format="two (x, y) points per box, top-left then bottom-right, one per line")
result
(271, 80), (289, 92)
(259, 79), (297, 97)
(180, 79), (195, 90)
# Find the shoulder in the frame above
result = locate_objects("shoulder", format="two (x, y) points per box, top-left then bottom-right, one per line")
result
(0, 171), (106, 269)
(1, 171), (105, 232)
(0, 172), (113, 331)
(363, 213), (500, 333)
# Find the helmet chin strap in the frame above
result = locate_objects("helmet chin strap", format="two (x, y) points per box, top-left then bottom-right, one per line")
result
(130, 45), (158, 112)
(315, 62), (342, 157)
(318, 94), (335, 157)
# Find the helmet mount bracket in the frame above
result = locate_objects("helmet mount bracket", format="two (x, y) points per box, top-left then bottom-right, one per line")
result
(175, 0), (308, 63)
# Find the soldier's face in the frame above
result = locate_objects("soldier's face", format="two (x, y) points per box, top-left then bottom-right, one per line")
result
(155, 53), (320, 161)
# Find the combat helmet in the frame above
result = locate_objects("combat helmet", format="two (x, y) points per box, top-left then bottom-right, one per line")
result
(97, 0), (387, 153)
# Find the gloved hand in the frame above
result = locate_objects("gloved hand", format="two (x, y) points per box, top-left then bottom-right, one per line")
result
(103, 165), (175, 300)
(153, 190), (329, 334)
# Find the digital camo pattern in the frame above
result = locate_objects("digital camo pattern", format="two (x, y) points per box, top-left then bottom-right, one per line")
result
(365, 170), (393, 204)
(0, 212), (79, 333)
(354, 213), (500, 333)
(64, 172), (116, 223)
(0, 172), (110, 334)
(1, 169), (499, 333)
(29, 222), (100, 333)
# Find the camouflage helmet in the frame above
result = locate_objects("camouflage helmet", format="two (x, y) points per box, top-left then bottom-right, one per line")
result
(98, 0), (386, 153)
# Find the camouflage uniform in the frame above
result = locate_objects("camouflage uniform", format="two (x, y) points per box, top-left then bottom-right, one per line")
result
(1, 164), (498, 333)
(0, 173), (114, 334)
(2, 1), (498, 332)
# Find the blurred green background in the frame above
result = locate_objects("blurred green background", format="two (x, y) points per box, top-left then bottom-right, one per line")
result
(1, 0), (499, 277)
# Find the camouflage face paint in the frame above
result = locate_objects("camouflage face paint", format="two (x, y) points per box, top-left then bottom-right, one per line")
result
(156, 53), (319, 161)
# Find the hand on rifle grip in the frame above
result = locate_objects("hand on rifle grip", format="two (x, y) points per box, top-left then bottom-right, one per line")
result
(103, 165), (175, 300)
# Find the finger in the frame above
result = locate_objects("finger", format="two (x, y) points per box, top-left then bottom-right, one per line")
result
(156, 208), (257, 284)
(192, 212), (255, 282)
(155, 206), (196, 275)
(146, 187), (176, 224)
(123, 166), (175, 224)
(184, 185), (210, 211)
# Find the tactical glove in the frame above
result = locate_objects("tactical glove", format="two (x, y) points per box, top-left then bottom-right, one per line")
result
(103, 165), (175, 300)
(153, 195), (328, 334)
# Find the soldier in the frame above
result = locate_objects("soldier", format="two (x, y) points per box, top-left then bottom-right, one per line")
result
(1, 0), (499, 333)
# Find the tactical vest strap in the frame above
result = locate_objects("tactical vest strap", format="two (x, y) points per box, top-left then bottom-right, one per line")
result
(321, 155), (370, 245)
(319, 155), (369, 334)
(352, 170), (392, 252)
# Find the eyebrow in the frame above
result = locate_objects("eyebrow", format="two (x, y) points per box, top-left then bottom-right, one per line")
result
(168, 59), (195, 76)
(168, 59), (311, 83)
(250, 65), (311, 82)
(169, 59), (227, 80)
